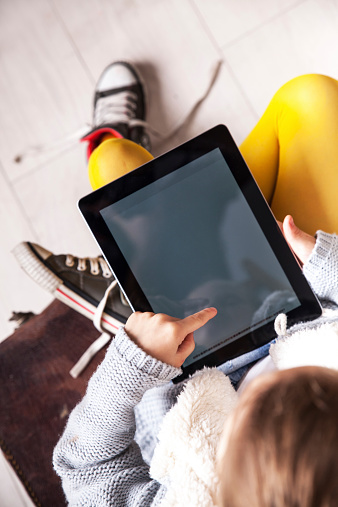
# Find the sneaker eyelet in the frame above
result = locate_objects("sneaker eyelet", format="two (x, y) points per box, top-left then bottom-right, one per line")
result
(65, 256), (75, 267)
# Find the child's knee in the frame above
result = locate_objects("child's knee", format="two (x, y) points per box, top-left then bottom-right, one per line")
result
(88, 138), (153, 189)
(272, 74), (338, 118)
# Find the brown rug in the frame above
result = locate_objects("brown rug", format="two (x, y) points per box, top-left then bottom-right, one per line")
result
(0, 300), (110, 507)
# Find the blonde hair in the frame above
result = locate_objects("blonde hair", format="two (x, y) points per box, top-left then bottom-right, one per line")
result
(216, 366), (338, 507)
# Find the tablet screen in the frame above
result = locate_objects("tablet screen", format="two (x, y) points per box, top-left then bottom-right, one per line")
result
(100, 147), (301, 368)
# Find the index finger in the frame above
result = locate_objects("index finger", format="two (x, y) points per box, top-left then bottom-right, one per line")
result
(179, 307), (217, 334)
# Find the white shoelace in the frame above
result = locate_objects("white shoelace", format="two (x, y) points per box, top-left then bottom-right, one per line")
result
(63, 255), (123, 378)
(14, 59), (223, 163)
(94, 90), (147, 128)
(69, 280), (118, 378)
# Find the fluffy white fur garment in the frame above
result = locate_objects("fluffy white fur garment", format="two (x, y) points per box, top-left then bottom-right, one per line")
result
(150, 312), (338, 506)
(150, 368), (238, 507)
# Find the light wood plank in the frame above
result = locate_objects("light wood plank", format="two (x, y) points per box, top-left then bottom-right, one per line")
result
(191, 0), (305, 49)
(222, 0), (338, 117)
(0, 164), (53, 342)
(158, 61), (258, 154)
(0, 0), (93, 181)
(0, 452), (35, 507)
(13, 144), (100, 257)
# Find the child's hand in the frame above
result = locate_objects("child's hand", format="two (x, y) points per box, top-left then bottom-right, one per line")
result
(125, 307), (217, 368)
(279, 215), (316, 266)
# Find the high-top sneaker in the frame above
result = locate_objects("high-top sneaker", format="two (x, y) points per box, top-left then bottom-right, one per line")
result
(81, 61), (151, 159)
(12, 242), (132, 334)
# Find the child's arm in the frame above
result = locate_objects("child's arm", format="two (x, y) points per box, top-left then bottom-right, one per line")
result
(302, 230), (338, 305)
(53, 308), (216, 506)
(281, 215), (338, 305)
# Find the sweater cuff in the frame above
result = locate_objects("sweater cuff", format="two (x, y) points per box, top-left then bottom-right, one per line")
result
(110, 327), (182, 382)
(303, 231), (337, 278)
(303, 231), (338, 301)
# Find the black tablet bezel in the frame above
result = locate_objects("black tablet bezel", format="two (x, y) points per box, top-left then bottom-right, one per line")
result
(78, 125), (322, 382)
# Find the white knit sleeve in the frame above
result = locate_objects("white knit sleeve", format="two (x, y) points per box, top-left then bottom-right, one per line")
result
(53, 327), (181, 506)
(303, 231), (338, 305)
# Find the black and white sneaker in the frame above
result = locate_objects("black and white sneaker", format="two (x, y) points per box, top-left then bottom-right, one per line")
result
(81, 61), (151, 157)
(12, 242), (132, 334)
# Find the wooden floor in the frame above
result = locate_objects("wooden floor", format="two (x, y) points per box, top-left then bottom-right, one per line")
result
(1, 0), (338, 504)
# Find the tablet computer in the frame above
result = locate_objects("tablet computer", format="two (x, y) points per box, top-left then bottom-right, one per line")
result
(78, 124), (322, 382)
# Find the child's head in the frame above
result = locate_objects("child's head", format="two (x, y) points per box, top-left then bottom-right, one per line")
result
(216, 366), (338, 507)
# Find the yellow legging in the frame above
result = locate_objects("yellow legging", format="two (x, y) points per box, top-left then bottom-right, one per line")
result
(88, 74), (338, 235)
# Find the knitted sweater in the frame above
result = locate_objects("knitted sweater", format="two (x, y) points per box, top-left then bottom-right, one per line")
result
(53, 231), (338, 506)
